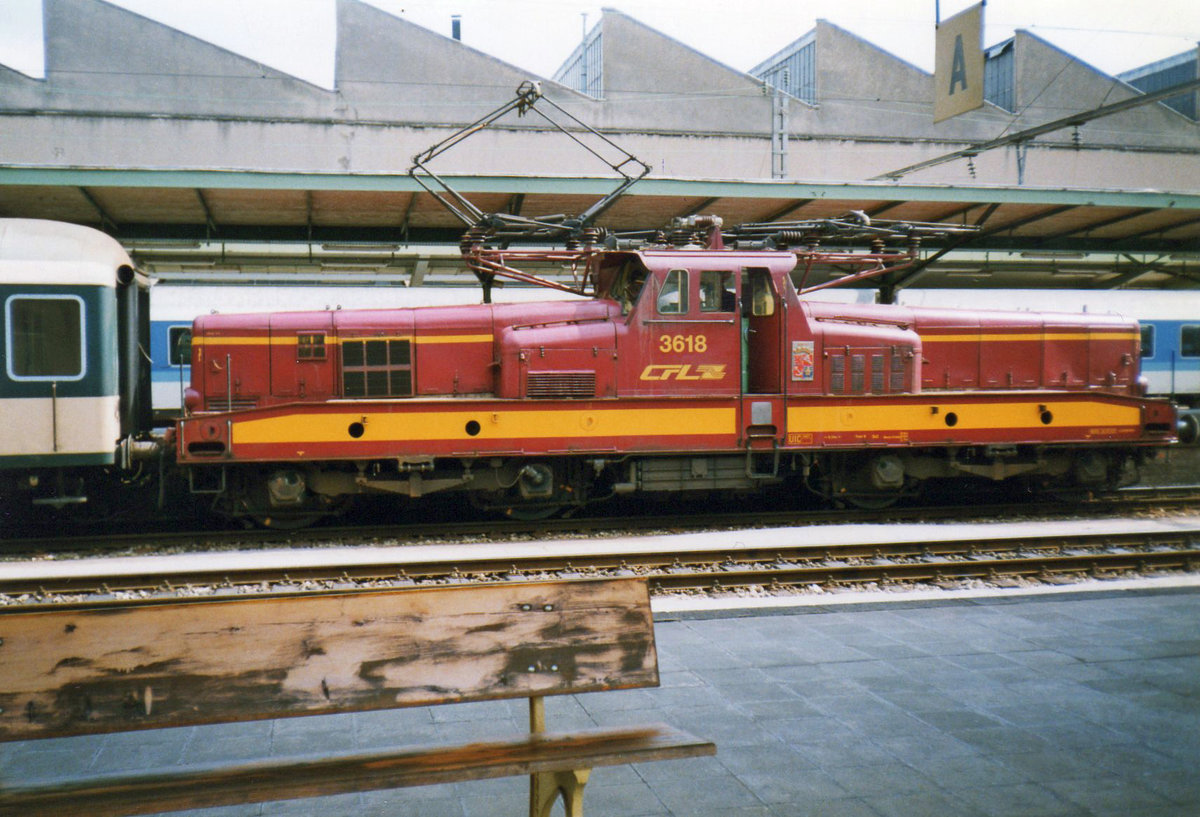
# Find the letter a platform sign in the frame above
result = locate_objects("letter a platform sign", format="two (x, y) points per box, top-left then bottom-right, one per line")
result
(934, 2), (984, 122)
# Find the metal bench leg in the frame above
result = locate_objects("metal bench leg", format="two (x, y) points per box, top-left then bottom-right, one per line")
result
(528, 696), (591, 816)
(532, 768), (591, 817)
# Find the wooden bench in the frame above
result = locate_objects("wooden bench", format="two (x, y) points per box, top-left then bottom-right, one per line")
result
(0, 577), (714, 817)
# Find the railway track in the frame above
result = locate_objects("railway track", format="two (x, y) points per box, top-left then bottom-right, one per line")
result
(5, 485), (1200, 559)
(3, 516), (1198, 608)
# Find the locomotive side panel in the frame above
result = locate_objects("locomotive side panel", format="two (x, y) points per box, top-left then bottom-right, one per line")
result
(412, 306), (494, 396)
(1042, 316), (1089, 388)
(497, 321), (618, 399)
(976, 312), (1043, 388)
(192, 314), (271, 411)
(913, 313), (982, 390)
(1086, 316), (1139, 389)
(269, 312), (336, 401)
(802, 302), (922, 397)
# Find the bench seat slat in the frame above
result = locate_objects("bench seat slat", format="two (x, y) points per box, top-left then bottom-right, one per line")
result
(0, 724), (715, 817)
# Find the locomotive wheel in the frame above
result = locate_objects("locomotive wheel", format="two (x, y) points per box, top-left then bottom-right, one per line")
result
(248, 510), (328, 530)
(502, 504), (565, 521)
(230, 470), (346, 529)
(838, 490), (902, 510)
(823, 454), (907, 510)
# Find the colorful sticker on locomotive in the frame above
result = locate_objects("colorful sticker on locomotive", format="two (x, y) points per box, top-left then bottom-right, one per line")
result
(791, 340), (815, 382)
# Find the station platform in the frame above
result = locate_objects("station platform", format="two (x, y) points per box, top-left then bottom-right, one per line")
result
(3, 579), (1198, 816)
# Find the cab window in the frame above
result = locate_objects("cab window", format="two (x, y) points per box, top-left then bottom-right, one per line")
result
(657, 269), (688, 315)
(6, 295), (85, 381)
(612, 260), (648, 315)
(746, 269), (776, 317)
(699, 271), (737, 312)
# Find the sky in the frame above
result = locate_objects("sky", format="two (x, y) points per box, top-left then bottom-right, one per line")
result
(1, 0), (1198, 89)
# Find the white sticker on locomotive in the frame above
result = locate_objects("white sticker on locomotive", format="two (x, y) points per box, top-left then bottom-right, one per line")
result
(791, 341), (815, 381)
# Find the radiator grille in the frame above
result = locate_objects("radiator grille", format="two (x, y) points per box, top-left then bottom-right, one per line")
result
(526, 372), (596, 399)
(830, 356), (845, 395)
(213, 398), (257, 412)
(890, 353), (907, 392)
(850, 355), (865, 394)
(870, 354), (884, 394)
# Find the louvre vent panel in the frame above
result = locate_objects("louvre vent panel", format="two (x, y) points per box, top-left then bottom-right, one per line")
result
(526, 372), (596, 398)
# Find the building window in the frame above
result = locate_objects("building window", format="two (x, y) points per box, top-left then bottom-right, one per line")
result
(1181, 325), (1200, 358)
(1119, 52), (1198, 121)
(1140, 324), (1155, 358)
(342, 338), (412, 397)
(751, 33), (815, 105)
(554, 28), (603, 98)
(169, 325), (192, 366)
(6, 295), (85, 381)
(297, 332), (326, 361)
(985, 40), (1015, 112)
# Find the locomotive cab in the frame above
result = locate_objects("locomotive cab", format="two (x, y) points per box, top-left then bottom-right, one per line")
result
(599, 251), (796, 400)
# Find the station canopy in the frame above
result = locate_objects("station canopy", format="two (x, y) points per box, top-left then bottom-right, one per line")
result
(2, 169), (1199, 291)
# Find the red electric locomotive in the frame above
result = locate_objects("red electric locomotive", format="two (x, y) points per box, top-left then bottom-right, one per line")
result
(176, 222), (1175, 525)
(174, 85), (1177, 525)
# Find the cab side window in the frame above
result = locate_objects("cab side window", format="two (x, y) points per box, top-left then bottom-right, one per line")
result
(612, 260), (649, 315)
(746, 269), (776, 317)
(699, 271), (736, 313)
(657, 269), (688, 315)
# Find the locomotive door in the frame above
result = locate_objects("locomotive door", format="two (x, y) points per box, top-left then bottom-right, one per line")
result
(744, 268), (783, 394)
(270, 313), (335, 400)
(742, 267), (784, 475)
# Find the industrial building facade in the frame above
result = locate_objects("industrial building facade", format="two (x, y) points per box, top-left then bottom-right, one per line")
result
(0, 0), (1198, 290)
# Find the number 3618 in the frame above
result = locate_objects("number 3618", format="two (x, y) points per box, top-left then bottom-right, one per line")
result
(658, 334), (708, 353)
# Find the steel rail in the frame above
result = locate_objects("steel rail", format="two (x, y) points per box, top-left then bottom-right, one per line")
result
(2, 526), (1197, 608)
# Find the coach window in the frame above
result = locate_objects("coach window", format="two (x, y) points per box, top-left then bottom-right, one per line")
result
(657, 269), (688, 314)
(1182, 325), (1200, 357)
(169, 326), (192, 366)
(5, 295), (85, 381)
(1139, 325), (1154, 358)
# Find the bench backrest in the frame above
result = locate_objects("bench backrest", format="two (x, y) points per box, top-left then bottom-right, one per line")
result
(0, 577), (657, 741)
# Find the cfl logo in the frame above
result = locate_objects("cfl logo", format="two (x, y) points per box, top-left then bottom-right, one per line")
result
(639, 364), (727, 381)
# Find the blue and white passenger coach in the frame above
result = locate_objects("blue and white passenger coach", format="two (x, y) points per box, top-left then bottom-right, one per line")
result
(0, 219), (152, 506)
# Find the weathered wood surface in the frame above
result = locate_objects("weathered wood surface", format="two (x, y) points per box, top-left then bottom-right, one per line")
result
(0, 578), (657, 740)
(0, 724), (714, 817)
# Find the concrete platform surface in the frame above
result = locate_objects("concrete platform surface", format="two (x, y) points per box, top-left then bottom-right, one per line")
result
(3, 584), (1198, 816)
